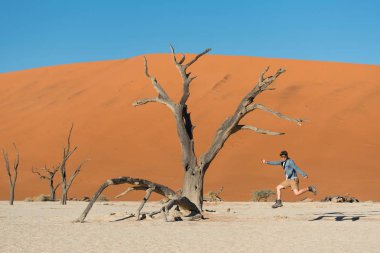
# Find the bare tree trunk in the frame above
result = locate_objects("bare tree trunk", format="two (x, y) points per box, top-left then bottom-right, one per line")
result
(182, 168), (204, 211)
(52, 183), (60, 201)
(58, 124), (86, 205)
(60, 168), (68, 205)
(2, 145), (19, 206)
(49, 180), (55, 201)
(9, 184), (15, 205)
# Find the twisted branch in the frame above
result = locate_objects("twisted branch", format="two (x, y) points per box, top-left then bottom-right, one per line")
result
(75, 177), (178, 223)
(32, 167), (49, 180)
(133, 57), (175, 111)
(133, 97), (174, 111)
(200, 66), (300, 171)
(184, 48), (211, 69)
(248, 104), (304, 125)
(143, 57), (171, 100)
(75, 176), (201, 223)
(170, 45), (211, 105)
(115, 186), (148, 199)
(66, 159), (89, 192)
(32, 165), (60, 181)
(233, 125), (284, 136)
(136, 188), (154, 220)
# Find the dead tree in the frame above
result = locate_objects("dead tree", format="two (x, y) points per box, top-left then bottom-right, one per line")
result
(2, 144), (20, 205)
(32, 165), (61, 201)
(59, 124), (88, 205)
(77, 46), (303, 222)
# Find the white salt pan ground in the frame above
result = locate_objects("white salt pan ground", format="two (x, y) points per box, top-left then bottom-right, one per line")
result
(1, 201), (379, 253)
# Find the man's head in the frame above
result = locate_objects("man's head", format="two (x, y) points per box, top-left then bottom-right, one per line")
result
(280, 150), (288, 160)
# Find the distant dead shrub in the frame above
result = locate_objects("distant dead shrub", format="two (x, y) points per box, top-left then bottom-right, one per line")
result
(24, 194), (51, 202)
(321, 195), (359, 203)
(204, 187), (224, 202)
(96, 195), (109, 202)
(35, 194), (51, 201)
(24, 197), (34, 202)
(81, 196), (91, 202)
(252, 189), (275, 202)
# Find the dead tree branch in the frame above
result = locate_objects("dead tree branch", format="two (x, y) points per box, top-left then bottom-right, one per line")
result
(170, 45), (211, 105)
(136, 188), (154, 220)
(232, 125), (285, 136)
(199, 67), (302, 173)
(66, 159), (89, 193)
(32, 165), (60, 201)
(2, 144), (19, 205)
(114, 186), (148, 198)
(247, 104), (304, 125)
(132, 57), (175, 111)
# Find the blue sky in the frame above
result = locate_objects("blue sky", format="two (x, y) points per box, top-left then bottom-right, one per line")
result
(0, 0), (379, 73)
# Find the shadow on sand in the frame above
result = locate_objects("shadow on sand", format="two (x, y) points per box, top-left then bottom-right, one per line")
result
(309, 211), (380, 221)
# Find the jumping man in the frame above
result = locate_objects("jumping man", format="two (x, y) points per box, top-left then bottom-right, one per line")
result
(262, 150), (317, 208)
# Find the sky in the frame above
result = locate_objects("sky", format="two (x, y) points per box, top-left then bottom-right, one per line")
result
(0, 0), (379, 73)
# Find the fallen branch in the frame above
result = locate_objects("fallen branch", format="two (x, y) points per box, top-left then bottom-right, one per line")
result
(74, 177), (200, 223)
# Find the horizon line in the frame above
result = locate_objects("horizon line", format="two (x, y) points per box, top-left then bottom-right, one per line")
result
(1, 53), (379, 75)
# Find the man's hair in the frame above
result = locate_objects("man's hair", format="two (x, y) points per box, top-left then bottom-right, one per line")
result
(280, 150), (288, 157)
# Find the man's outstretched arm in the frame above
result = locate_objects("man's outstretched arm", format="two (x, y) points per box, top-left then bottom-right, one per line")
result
(262, 160), (282, 165)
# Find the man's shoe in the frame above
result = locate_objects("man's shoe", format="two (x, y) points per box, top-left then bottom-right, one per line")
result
(272, 200), (283, 208)
(308, 186), (317, 195)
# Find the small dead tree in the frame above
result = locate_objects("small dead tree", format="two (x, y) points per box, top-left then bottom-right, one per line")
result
(32, 165), (61, 201)
(77, 46), (304, 222)
(204, 187), (224, 202)
(59, 124), (88, 205)
(252, 189), (275, 202)
(2, 144), (20, 205)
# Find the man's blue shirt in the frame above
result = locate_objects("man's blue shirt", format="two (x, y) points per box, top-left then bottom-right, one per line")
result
(267, 159), (307, 179)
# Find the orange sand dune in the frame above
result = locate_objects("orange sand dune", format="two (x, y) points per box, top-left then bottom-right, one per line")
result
(0, 54), (379, 202)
